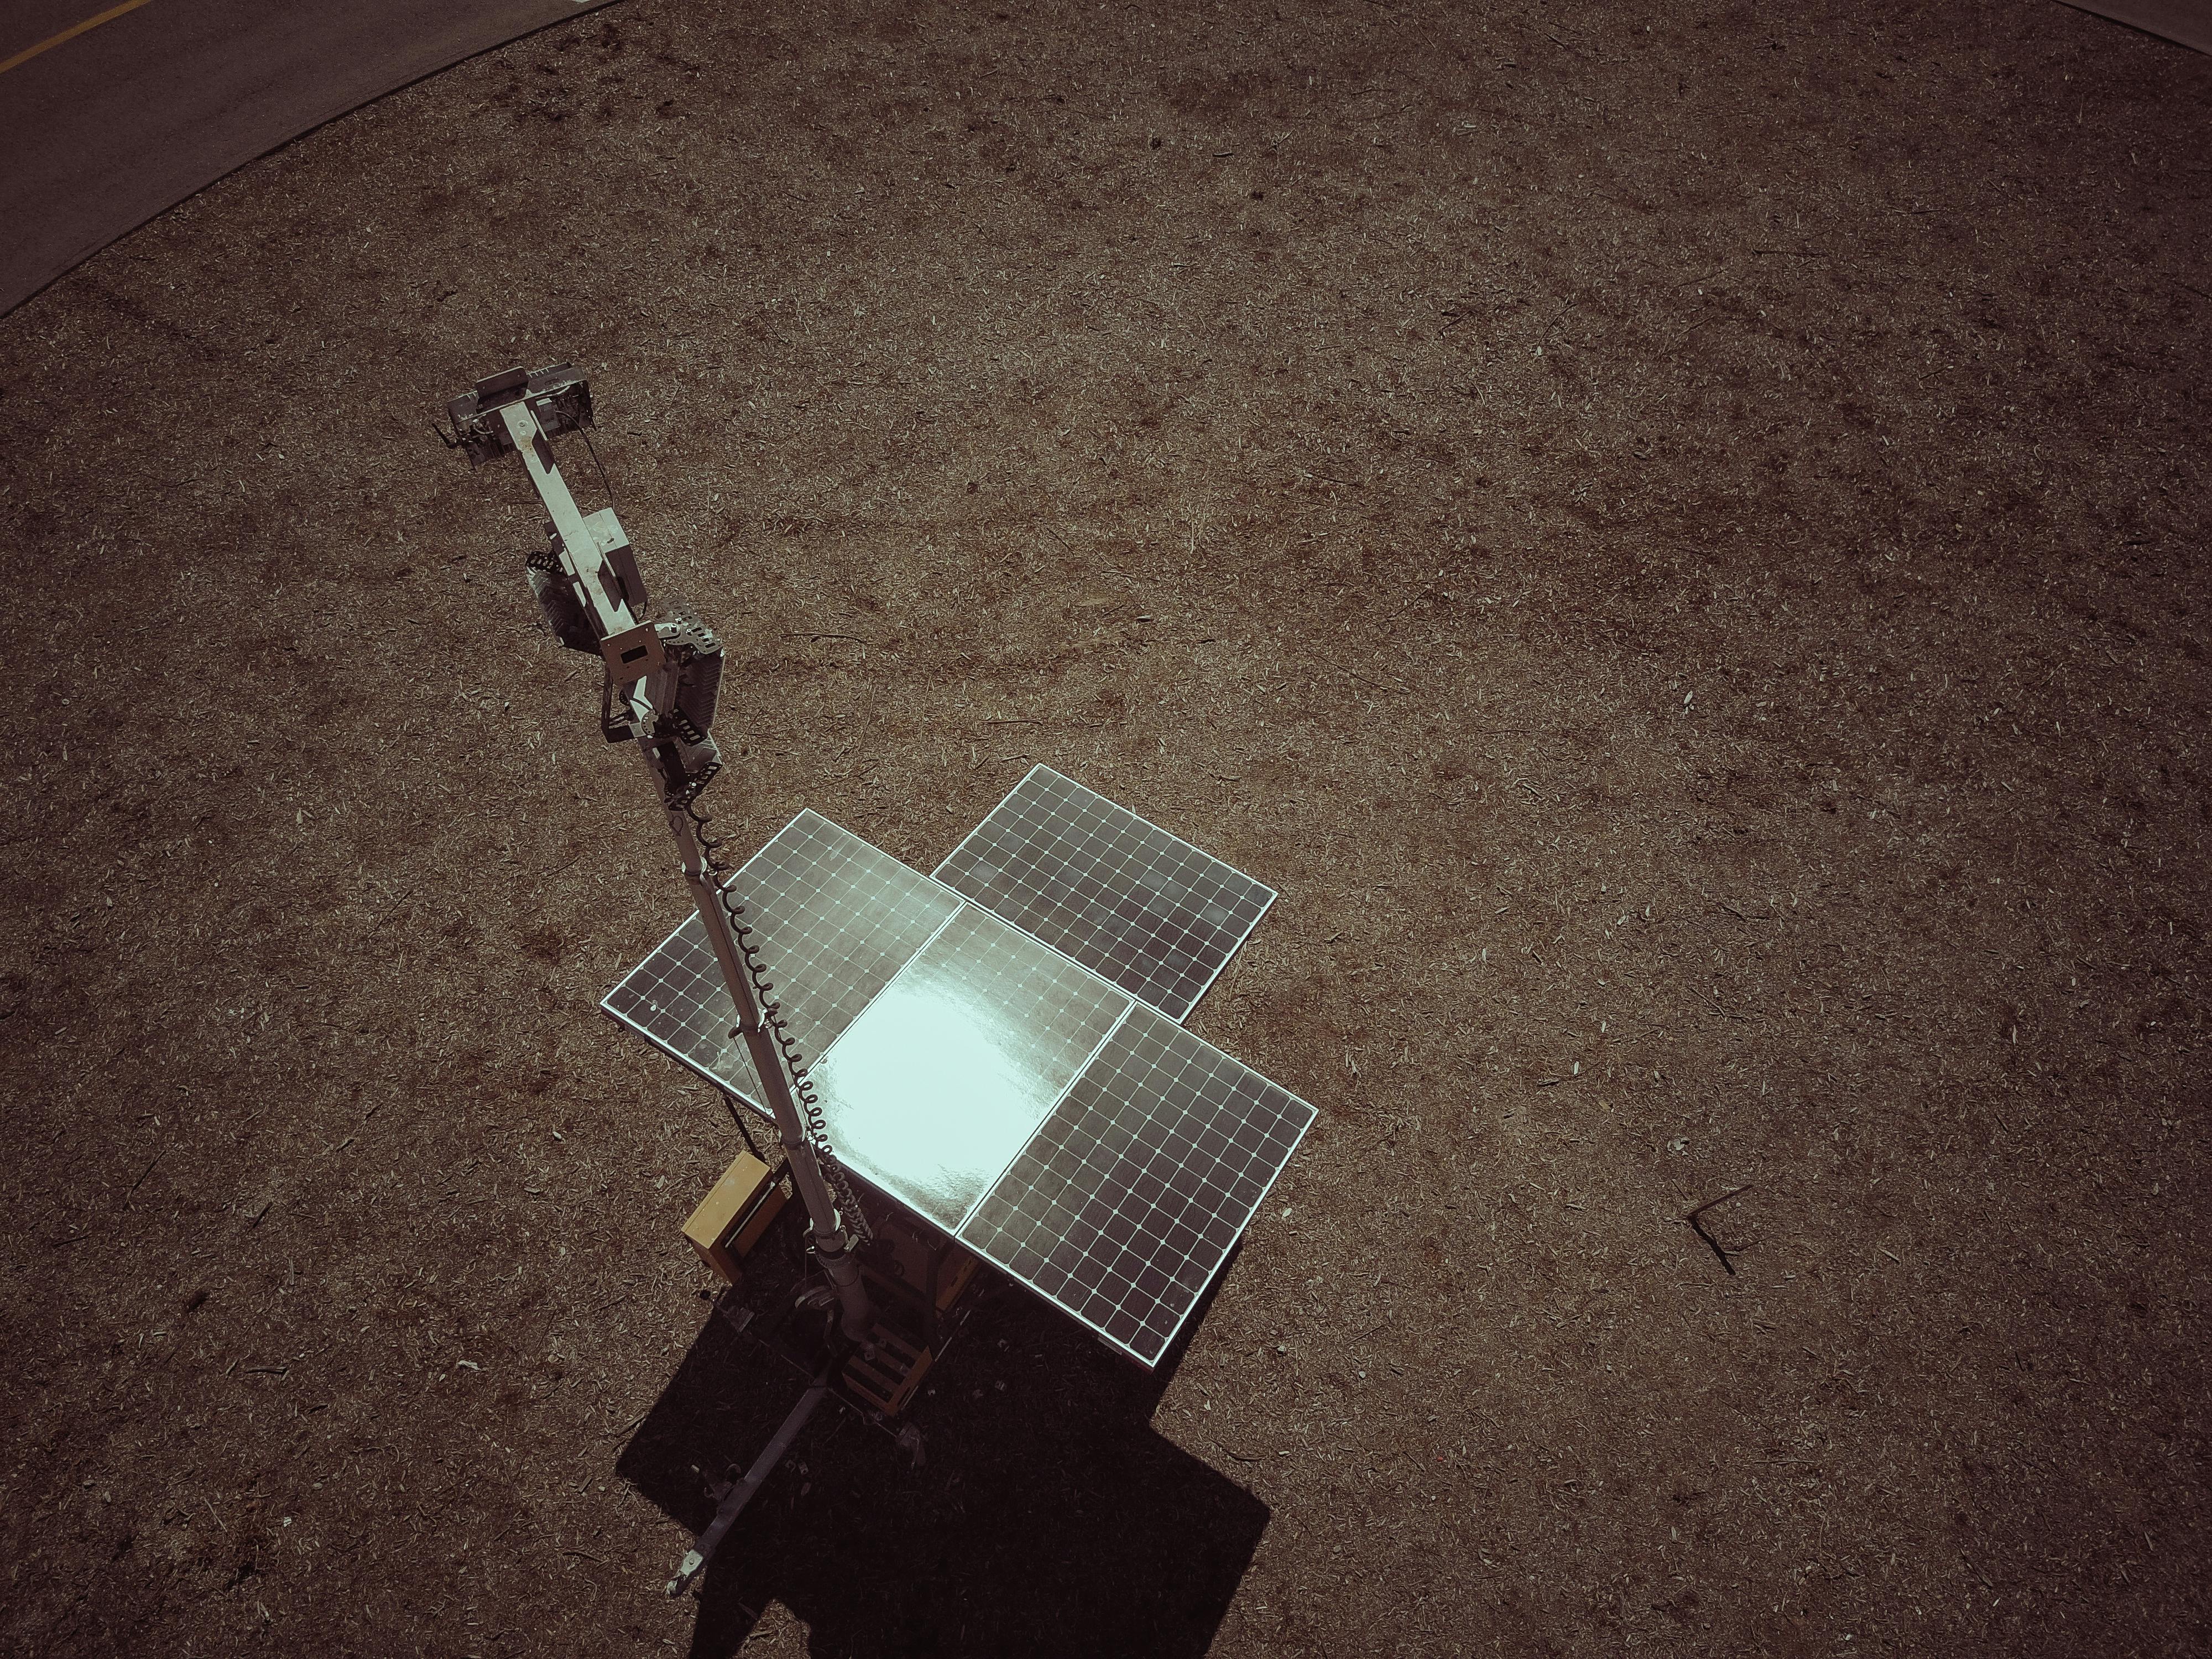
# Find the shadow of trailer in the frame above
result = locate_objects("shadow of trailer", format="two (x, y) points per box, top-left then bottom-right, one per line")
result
(617, 1251), (1270, 1659)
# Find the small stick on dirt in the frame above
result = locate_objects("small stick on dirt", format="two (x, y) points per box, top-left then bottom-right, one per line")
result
(366, 893), (418, 932)
(127, 1149), (165, 1199)
(1686, 1185), (1758, 1276)
(1342, 667), (1409, 695)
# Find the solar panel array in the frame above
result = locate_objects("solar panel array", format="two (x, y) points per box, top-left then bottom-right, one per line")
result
(602, 783), (1312, 1366)
(935, 765), (1275, 1021)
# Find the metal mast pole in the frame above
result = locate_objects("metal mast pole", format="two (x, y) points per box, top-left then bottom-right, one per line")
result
(646, 749), (875, 1344)
(463, 378), (873, 1345)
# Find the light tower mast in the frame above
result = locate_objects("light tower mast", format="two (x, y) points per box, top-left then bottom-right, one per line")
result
(439, 363), (874, 1348)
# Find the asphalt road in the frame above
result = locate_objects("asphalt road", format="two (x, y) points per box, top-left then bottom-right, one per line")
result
(2, 0), (2200, 320)
(0, 0), (617, 316)
(2060, 0), (2212, 54)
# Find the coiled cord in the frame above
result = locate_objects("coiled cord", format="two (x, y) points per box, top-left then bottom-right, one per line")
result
(688, 797), (873, 1248)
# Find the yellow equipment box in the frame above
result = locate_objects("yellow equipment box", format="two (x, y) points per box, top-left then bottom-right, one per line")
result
(682, 1149), (789, 1284)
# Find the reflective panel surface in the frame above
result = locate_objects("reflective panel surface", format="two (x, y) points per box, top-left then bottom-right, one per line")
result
(812, 906), (1131, 1229)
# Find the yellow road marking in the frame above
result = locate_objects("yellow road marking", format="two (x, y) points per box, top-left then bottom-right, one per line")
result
(0, 0), (158, 76)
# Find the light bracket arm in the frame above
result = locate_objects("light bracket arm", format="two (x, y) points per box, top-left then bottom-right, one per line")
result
(495, 401), (659, 681)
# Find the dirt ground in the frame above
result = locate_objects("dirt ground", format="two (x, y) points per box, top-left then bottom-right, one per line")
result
(2, 0), (2207, 1653)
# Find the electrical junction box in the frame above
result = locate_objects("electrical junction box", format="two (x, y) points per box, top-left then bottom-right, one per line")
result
(682, 1149), (789, 1284)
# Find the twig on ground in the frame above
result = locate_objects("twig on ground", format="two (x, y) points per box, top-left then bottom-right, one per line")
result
(1685, 1185), (1759, 1276)
(128, 1150), (165, 1198)
(1342, 667), (1409, 695)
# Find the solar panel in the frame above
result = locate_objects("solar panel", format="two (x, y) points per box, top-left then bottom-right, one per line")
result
(602, 810), (959, 1104)
(602, 800), (1313, 1366)
(934, 765), (1276, 1021)
(954, 1001), (1314, 1365)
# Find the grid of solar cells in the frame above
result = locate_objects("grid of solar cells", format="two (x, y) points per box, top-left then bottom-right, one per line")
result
(601, 810), (958, 1106)
(601, 916), (735, 1091)
(811, 905), (1132, 1229)
(956, 1003), (1316, 1366)
(934, 766), (1275, 1021)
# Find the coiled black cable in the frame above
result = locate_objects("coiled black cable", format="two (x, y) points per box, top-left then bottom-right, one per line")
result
(688, 797), (873, 1247)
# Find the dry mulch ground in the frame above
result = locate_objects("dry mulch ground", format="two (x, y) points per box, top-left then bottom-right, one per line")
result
(2, 1), (2206, 1654)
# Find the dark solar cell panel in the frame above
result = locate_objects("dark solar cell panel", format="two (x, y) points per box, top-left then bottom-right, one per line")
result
(935, 766), (1275, 1021)
(956, 1004), (1315, 1366)
(602, 810), (958, 1107)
